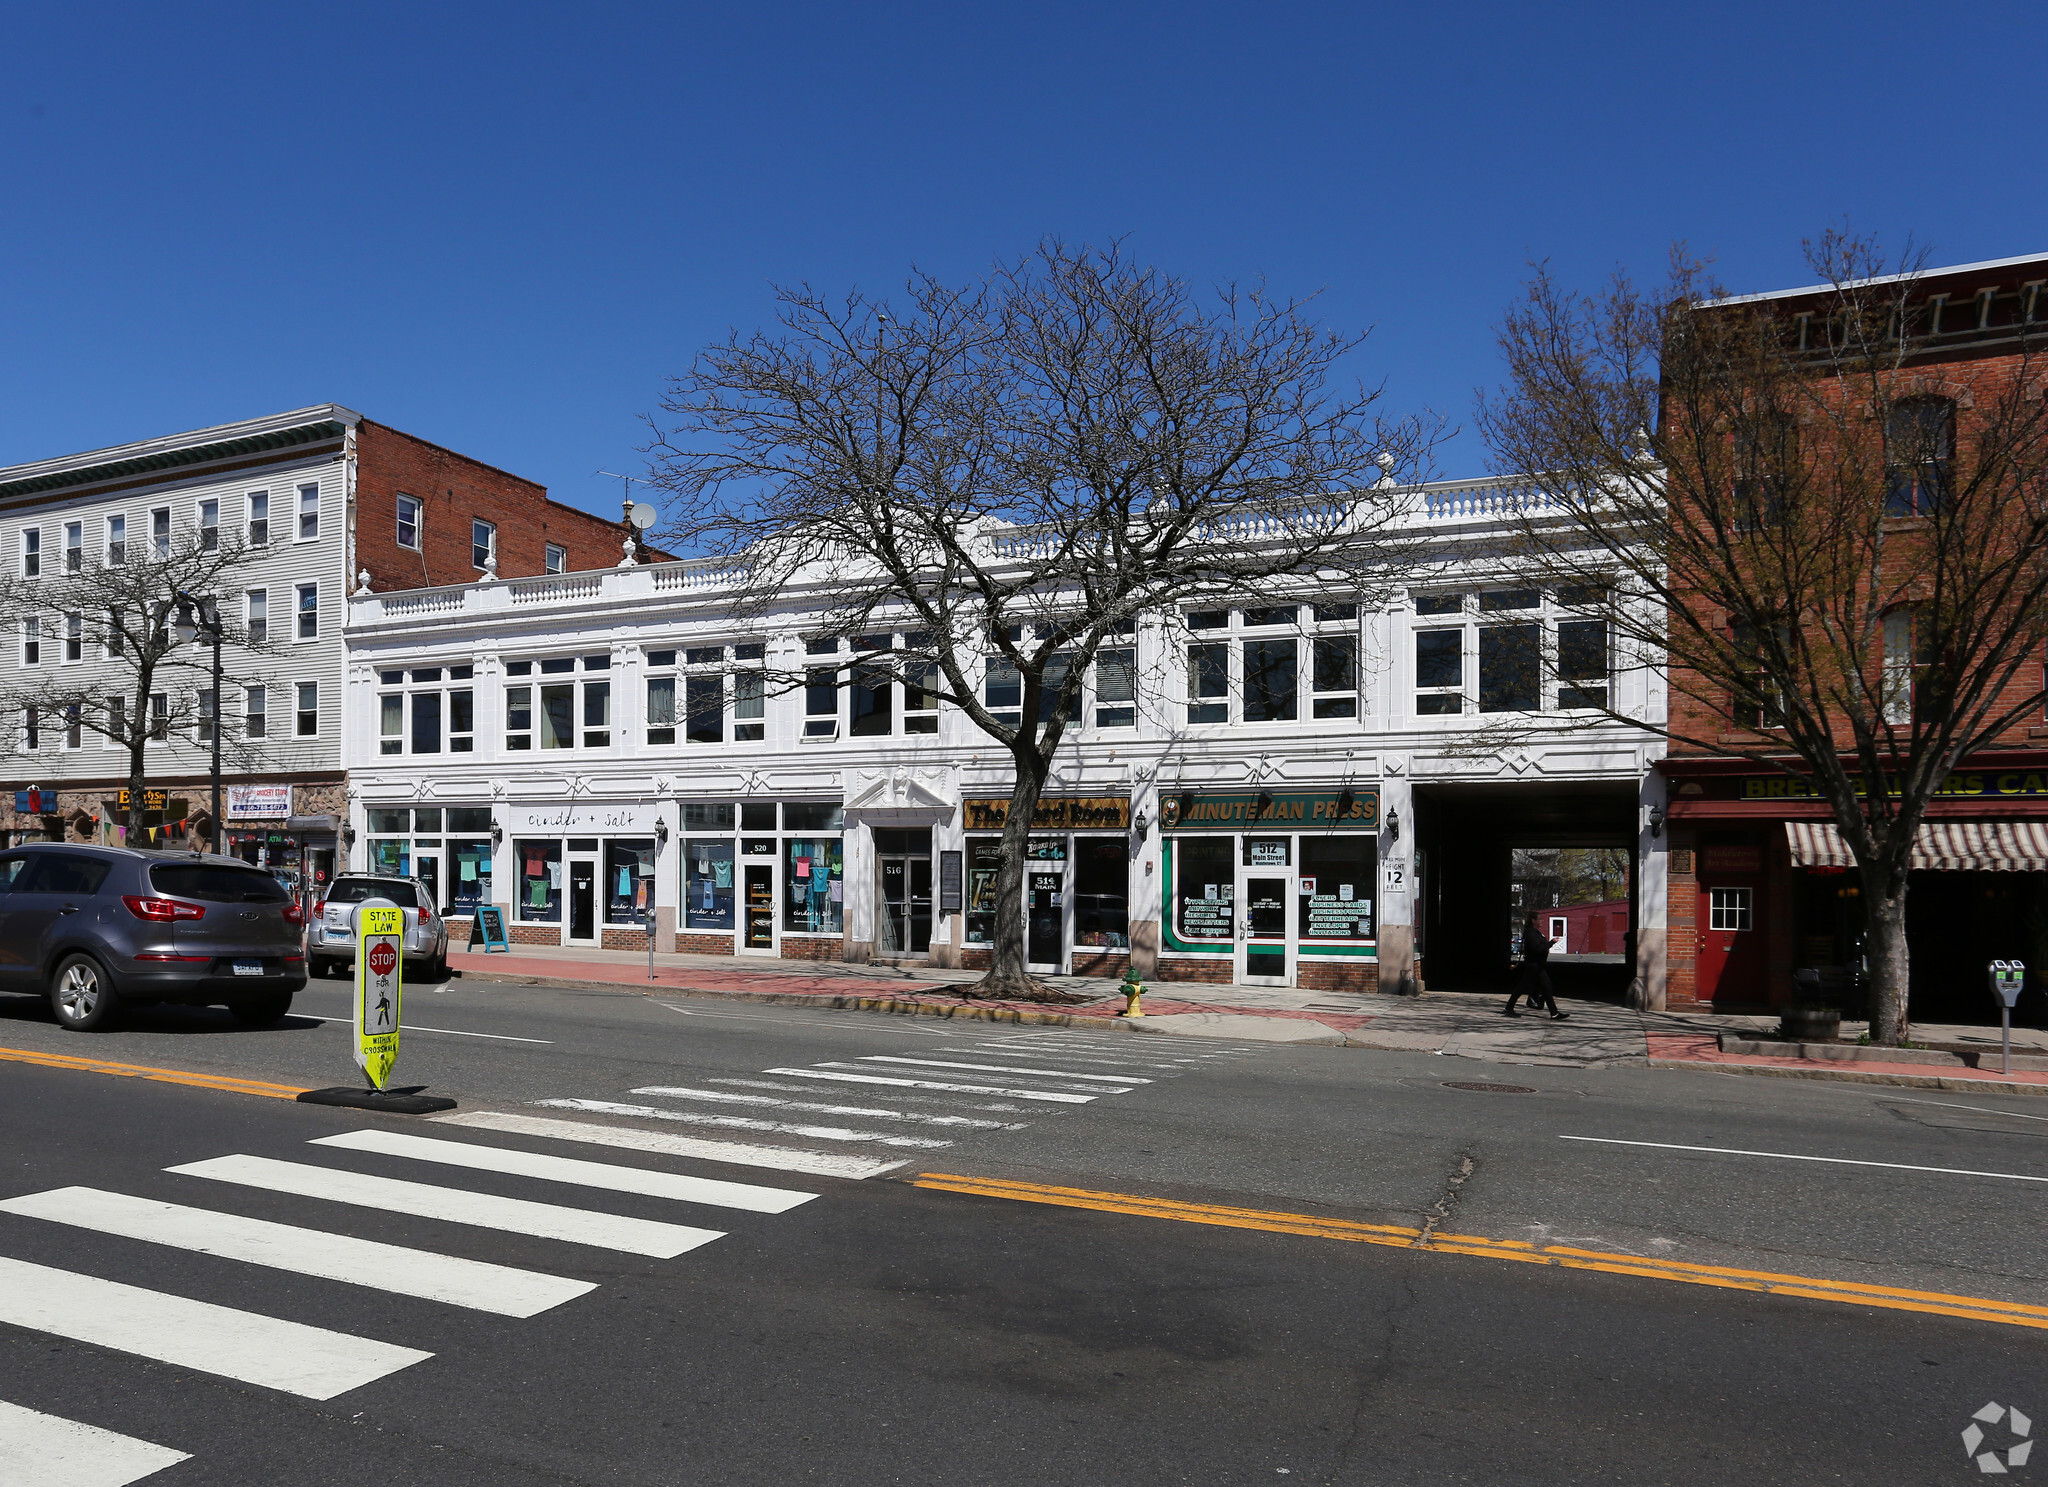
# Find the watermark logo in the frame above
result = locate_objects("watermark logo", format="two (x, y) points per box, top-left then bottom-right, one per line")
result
(1963, 1402), (2032, 1474)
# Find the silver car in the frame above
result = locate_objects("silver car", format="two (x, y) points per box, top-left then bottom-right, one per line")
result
(309, 874), (450, 981)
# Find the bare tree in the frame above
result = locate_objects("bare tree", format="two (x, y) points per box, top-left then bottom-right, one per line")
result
(1479, 232), (2048, 1043)
(0, 530), (283, 840)
(648, 241), (1437, 999)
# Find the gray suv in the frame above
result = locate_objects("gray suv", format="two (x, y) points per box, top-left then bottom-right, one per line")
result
(310, 874), (449, 981)
(0, 844), (307, 1031)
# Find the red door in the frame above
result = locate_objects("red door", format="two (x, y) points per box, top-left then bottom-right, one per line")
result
(1696, 879), (1765, 1001)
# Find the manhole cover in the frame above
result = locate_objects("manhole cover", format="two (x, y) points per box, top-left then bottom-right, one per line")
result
(1441, 1081), (1536, 1094)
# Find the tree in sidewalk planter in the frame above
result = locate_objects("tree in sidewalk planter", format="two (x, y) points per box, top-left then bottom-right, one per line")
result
(1479, 231), (2048, 1043)
(0, 529), (286, 842)
(648, 240), (1438, 1001)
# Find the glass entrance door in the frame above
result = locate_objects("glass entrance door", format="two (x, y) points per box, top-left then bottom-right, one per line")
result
(878, 855), (934, 955)
(1028, 870), (1064, 970)
(568, 857), (597, 942)
(743, 864), (776, 950)
(1240, 873), (1293, 984)
(413, 848), (442, 915)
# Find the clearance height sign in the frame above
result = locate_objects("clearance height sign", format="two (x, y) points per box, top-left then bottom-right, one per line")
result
(354, 906), (403, 1091)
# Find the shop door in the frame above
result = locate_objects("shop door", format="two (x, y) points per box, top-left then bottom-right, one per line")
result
(1028, 871), (1064, 970)
(414, 848), (442, 915)
(743, 865), (776, 950)
(568, 858), (597, 943)
(1239, 873), (1293, 985)
(1696, 880), (1764, 1001)
(878, 855), (934, 955)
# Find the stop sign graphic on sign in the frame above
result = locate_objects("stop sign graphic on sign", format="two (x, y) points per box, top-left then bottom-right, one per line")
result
(353, 902), (405, 1090)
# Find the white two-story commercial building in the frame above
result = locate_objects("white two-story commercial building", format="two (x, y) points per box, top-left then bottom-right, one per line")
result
(342, 475), (1668, 998)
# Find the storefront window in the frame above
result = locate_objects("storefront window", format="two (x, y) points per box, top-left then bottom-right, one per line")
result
(1026, 835), (1068, 862)
(1073, 838), (1129, 949)
(1299, 836), (1375, 940)
(370, 838), (410, 877)
(784, 837), (843, 933)
(965, 837), (1002, 945)
(785, 802), (844, 832)
(1175, 837), (1235, 942)
(449, 838), (491, 911)
(518, 839), (562, 921)
(688, 839), (736, 929)
(605, 839), (656, 924)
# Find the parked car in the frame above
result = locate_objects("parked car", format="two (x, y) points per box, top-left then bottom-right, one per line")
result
(0, 844), (307, 1032)
(310, 874), (448, 981)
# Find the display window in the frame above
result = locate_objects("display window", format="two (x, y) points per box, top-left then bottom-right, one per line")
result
(965, 837), (1002, 945)
(688, 839), (736, 929)
(518, 839), (563, 922)
(605, 839), (657, 924)
(1299, 835), (1376, 940)
(1175, 837), (1235, 941)
(785, 837), (843, 933)
(1073, 838), (1130, 949)
(450, 838), (492, 912)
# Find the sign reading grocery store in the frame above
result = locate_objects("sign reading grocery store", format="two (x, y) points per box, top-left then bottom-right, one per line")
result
(1743, 773), (2048, 800)
(963, 795), (1130, 831)
(1161, 788), (1379, 830)
(227, 784), (293, 820)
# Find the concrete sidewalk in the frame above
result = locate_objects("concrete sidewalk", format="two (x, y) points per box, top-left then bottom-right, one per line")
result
(438, 941), (2048, 1086)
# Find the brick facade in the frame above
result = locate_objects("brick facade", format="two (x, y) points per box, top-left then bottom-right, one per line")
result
(1156, 957), (1236, 984)
(677, 934), (736, 956)
(1298, 960), (1379, 994)
(1070, 950), (1131, 982)
(779, 936), (844, 961)
(354, 421), (662, 591)
(602, 927), (651, 952)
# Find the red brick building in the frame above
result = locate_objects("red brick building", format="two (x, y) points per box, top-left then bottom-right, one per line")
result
(1658, 253), (2048, 1023)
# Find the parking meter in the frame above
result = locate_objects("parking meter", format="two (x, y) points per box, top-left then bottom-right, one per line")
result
(1990, 960), (2027, 1074)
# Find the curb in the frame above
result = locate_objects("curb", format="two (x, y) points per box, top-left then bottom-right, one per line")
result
(1650, 1057), (2048, 1097)
(450, 967), (1142, 1031)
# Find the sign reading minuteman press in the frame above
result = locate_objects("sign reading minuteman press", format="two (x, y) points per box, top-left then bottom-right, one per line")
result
(1161, 788), (1380, 830)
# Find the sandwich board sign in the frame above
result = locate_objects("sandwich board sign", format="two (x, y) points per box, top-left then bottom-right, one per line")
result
(355, 902), (404, 1091)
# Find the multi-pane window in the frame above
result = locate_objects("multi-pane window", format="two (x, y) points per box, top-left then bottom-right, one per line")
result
(1179, 607), (1356, 725)
(22, 707), (38, 751)
(505, 656), (609, 749)
(1094, 642), (1136, 728)
(20, 528), (38, 578)
(1311, 603), (1359, 719)
(105, 515), (126, 566)
(245, 685), (267, 738)
(472, 519), (496, 571)
(246, 590), (267, 645)
(983, 652), (1021, 729)
(805, 637), (841, 738)
(1730, 620), (1784, 729)
(63, 522), (81, 572)
(850, 637), (893, 737)
(1885, 396), (1954, 517)
(246, 491), (269, 546)
(545, 542), (567, 574)
(198, 499), (219, 552)
(296, 583), (318, 640)
(21, 617), (39, 666)
(733, 644), (765, 741)
(1883, 607), (1932, 725)
(104, 609), (123, 659)
(1477, 589), (1540, 712)
(1557, 594), (1610, 711)
(297, 483), (320, 540)
(104, 695), (125, 746)
(295, 682), (318, 737)
(1186, 641), (1228, 723)
(198, 689), (216, 745)
(151, 507), (170, 559)
(149, 692), (169, 741)
(64, 704), (81, 750)
(1708, 886), (1753, 932)
(63, 612), (81, 664)
(379, 666), (477, 755)
(396, 495), (421, 550)
(1412, 589), (1605, 716)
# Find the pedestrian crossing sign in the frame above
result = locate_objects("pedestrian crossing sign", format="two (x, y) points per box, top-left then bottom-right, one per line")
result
(355, 904), (404, 1091)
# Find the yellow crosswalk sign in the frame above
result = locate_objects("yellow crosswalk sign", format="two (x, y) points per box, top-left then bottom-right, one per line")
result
(354, 905), (404, 1091)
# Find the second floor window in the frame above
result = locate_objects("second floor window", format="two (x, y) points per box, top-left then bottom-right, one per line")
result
(245, 685), (266, 738)
(247, 491), (269, 546)
(152, 507), (170, 559)
(298, 484), (320, 540)
(379, 665), (476, 755)
(246, 590), (267, 645)
(396, 495), (421, 550)
(296, 682), (319, 736)
(504, 655), (608, 749)
(1885, 396), (1954, 517)
(20, 528), (38, 578)
(63, 612), (81, 664)
(296, 584), (318, 640)
(21, 617), (39, 666)
(1883, 608), (1933, 725)
(1412, 589), (1603, 716)
(63, 521), (81, 572)
(1095, 643), (1136, 728)
(106, 515), (126, 566)
(473, 519), (496, 571)
(198, 499), (219, 552)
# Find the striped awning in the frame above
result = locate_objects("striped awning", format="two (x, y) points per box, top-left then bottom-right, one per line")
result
(1784, 820), (2048, 872)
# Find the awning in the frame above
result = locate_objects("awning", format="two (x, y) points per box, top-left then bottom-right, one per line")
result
(1784, 820), (2048, 872)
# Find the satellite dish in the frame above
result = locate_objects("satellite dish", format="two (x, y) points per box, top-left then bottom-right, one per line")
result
(629, 502), (658, 531)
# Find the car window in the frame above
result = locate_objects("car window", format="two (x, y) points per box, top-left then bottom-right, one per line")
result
(325, 879), (421, 907)
(0, 855), (28, 893)
(150, 864), (291, 903)
(19, 855), (115, 896)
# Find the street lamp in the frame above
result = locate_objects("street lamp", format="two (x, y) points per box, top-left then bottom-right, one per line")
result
(172, 592), (222, 856)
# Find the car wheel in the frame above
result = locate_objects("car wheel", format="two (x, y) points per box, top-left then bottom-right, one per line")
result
(50, 954), (119, 1032)
(229, 991), (294, 1026)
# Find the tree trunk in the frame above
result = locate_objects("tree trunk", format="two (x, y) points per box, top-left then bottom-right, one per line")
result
(972, 745), (1084, 1003)
(1862, 868), (1912, 1047)
(126, 735), (148, 843)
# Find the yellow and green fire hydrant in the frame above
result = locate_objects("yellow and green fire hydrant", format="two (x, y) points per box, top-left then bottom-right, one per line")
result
(1118, 971), (1146, 1019)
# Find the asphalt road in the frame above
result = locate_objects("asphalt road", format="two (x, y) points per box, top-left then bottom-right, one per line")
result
(1, 977), (2044, 1484)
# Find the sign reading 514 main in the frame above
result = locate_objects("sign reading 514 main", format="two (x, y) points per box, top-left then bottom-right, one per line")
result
(354, 904), (404, 1091)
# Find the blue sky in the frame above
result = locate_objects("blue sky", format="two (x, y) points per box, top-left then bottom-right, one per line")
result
(3, 2), (2043, 516)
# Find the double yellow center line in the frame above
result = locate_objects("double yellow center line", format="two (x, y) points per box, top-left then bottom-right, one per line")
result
(913, 1172), (2048, 1332)
(0, 1044), (309, 1101)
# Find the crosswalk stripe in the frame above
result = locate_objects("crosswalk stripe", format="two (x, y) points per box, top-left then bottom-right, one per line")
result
(0, 1186), (594, 1319)
(628, 1085), (1023, 1130)
(0, 1255), (432, 1402)
(709, 1076), (1031, 1113)
(534, 1098), (953, 1149)
(433, 1111), (906, 1179)
(167, 1154), (722, 1259)
(311, 1130), (815, 1214)
(964, 1046), (1186, 1071)
(0, 1399), (190, 1486)
(762, 1068), (1095, 1104)
(858, 1056), (1147, 1086)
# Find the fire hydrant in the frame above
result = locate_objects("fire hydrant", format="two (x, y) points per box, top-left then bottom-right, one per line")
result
(1118, 972), (1146, 1019)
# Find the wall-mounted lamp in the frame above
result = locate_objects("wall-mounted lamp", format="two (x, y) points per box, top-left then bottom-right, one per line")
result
(1648, 805), (1666, 839)
(654, 818), (670, 850)
(490, 820), (503, 848)
(1386, 808), (1401, 841)
(1131, 809), (1150, 841)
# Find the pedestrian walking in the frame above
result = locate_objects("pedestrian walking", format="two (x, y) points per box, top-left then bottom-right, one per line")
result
(1504, 912), (1568, 1019)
